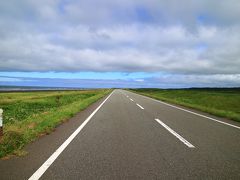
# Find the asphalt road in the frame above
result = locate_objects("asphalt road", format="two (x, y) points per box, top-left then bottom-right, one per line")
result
(1, 89), (240, 179)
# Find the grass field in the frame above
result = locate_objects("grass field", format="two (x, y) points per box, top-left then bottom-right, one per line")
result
(130, 88), (240, 122)
(0, 89), (111, 158)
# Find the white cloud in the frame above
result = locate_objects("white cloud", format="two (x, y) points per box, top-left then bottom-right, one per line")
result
(149, 74), (240, 88)
(0, 77), (22, 82)
(0, 0), (240, 87)
(0, 24), (240, 75)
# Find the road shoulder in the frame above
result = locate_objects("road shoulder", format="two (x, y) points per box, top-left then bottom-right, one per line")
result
(0, 94), (110, 180)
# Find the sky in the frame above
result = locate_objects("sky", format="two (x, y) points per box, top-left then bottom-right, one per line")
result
(0, 0), (240, 88)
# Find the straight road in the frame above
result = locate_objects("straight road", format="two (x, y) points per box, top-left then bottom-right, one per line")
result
(1, 89), (240, 179)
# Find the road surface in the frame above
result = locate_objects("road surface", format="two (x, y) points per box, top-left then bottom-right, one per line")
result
(0, 89), (240, 179)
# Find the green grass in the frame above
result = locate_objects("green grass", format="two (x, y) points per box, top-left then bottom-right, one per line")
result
(0, 89), (111, 158)
(130, 88), (240, 122)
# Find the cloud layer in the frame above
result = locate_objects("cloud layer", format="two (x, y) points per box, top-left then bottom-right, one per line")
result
(0, 0), (240, 87)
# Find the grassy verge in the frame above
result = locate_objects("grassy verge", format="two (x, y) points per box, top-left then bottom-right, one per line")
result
(130, 88), (240, 122)
(0, 89), (111, 158)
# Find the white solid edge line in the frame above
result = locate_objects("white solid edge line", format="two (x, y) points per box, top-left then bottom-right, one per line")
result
(130, 98), (134, 101)
(132, 92), (240, 130)
(155, 119), (195, 148)
(28, 91), (114, 180)
(136, 103), (144, 109)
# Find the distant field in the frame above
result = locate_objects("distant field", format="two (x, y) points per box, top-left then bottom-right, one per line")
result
(130, 88), (240, 122)
(0, 89), (111, 158)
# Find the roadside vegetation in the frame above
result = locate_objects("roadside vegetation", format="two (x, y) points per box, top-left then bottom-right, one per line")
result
(0, 89), (111, 158)
(130, 88), (240, 122)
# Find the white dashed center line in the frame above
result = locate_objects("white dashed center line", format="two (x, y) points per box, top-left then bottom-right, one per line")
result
(136, 103), (144, 110)
(155, 119), (195, 148)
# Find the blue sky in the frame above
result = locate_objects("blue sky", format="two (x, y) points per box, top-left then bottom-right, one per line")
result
(0, 72), (156, 80)
(0, 0), (240, 88)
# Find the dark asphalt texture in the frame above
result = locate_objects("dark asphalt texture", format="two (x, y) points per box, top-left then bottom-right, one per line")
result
(0, 89), (240, 179)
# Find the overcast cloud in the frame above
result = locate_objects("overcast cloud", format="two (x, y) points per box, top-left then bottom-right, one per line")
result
(0, 0), (240, 87)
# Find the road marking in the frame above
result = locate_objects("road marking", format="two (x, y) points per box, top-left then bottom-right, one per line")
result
(155, 119), (195, 148)
(132, 92), (240, 130)
(130, 98), (134, 102)
(126, 95), (129, 98)
(28, 91), (114, 180)
(136, 103), (144, 109)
